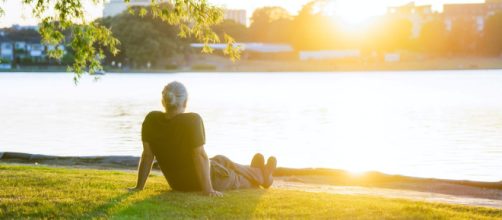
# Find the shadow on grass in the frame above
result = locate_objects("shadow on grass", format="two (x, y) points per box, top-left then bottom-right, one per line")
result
(111, 189), (267, 219)
(83, 192), (136, 219)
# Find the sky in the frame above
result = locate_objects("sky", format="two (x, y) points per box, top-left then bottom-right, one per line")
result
(0, 0), (485, 27)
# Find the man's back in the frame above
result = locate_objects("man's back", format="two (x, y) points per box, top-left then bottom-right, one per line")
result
(141, 111), (206, 191)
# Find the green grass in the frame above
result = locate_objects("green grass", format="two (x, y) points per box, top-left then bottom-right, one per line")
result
(1, 164), (501, 219)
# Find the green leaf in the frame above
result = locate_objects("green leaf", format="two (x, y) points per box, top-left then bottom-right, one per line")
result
(139, 8), (147, 17)
(13, 0), (239, 83)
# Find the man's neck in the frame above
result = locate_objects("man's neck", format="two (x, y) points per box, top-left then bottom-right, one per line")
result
(165, 109), (185, 119)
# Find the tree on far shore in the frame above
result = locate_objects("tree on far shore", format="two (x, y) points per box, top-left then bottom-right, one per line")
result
(418, 19), (449, 56)
(249, 7), (293, 43)
(212, 20), (250, 42)
(368, 17), (413, 52)
(290, 1), (340, 50)
(98, 7), (188, 69)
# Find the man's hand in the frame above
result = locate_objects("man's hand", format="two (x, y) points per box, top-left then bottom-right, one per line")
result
(204, 190), (223, 197)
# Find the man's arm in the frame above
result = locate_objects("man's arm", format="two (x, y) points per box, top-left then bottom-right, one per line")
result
(193, 146), (223, 197)
(132, 142), (155, 190)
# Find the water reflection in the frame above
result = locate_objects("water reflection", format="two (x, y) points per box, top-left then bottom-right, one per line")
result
(0, 71), (501, 181)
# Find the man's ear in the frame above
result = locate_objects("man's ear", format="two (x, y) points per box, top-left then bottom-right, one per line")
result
(161, 98), (166, 108)
(183, 99), (187, 108)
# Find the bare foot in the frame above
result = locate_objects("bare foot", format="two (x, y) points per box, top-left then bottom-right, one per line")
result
(263, 156), (277, 189)
(250, 153), (265, 170)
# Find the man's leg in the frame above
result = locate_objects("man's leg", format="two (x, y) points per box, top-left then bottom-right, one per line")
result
(209, 155), (264, 191)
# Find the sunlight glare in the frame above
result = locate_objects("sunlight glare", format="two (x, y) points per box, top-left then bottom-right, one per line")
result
(348, 170), (367, 177)
(325, 0), (386, 25)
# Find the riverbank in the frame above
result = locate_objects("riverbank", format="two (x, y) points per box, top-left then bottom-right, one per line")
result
(206, 56), (502, 72)
(1, 164), (501, 219)
(2, 152), (501, 208)
(2, 56), (501, 73)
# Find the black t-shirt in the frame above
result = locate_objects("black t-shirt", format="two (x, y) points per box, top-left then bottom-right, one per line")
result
(141, 111), (206, 191)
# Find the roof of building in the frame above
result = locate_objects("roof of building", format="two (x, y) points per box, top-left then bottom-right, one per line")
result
(0, 35), (13, 43)
(442, 0), (502, 17)
(387, 2), (432, 15)
(190, 43), (294, 53)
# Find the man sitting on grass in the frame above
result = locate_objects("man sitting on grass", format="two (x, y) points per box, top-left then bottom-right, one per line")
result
(131, 81), (277, 197)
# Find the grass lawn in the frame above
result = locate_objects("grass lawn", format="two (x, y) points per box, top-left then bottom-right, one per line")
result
(1, 164), (501, 219)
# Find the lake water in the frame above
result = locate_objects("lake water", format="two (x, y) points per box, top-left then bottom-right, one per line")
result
(1, 71), (501, 182)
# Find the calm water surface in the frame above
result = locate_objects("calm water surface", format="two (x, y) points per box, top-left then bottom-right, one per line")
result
(1, 71), (501, 181)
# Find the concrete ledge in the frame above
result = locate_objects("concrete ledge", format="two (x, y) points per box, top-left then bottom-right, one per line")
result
(0, 152), (141, 168)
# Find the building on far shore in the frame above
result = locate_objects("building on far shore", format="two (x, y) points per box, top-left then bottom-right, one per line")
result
(10, 25), (38, 31)
(386, 0), (502, 37)
(103, 0), (247, 26)
(387, 2), (434, 38)
(0, 25), (67, 67)
(190, 43), (293, 53)
(299, 50), (361, 61)
(223, 9), (247, 26)
(103, 0), (152, 17)
(443, 0), (502, 32)
(190, 43), (294, 60)
(0, 36), (14, 63)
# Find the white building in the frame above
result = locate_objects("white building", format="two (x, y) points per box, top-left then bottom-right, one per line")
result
(384, 53), (401, 62)
(11, 25), (38, 31)
(387, 2), (434, 38)
(224, 9), (247, 26)
(103, 0), (151, 17)
(190, 43), (293, 53)
(0, 40), (13, 61)
(103, 0), (247, 26)
(299, 50), (361, 61)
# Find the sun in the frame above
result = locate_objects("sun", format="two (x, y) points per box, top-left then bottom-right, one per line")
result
(324, 0), (385, 25)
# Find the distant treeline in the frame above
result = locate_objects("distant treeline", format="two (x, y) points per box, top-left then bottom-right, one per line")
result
(97, 1), (502, 68)
(3, 1), (502, 69)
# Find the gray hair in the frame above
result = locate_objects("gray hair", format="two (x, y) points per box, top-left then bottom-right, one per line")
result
(162, 81), (188, 111)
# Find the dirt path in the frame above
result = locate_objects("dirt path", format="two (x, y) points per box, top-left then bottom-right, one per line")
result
(273, 180), (502, 209)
